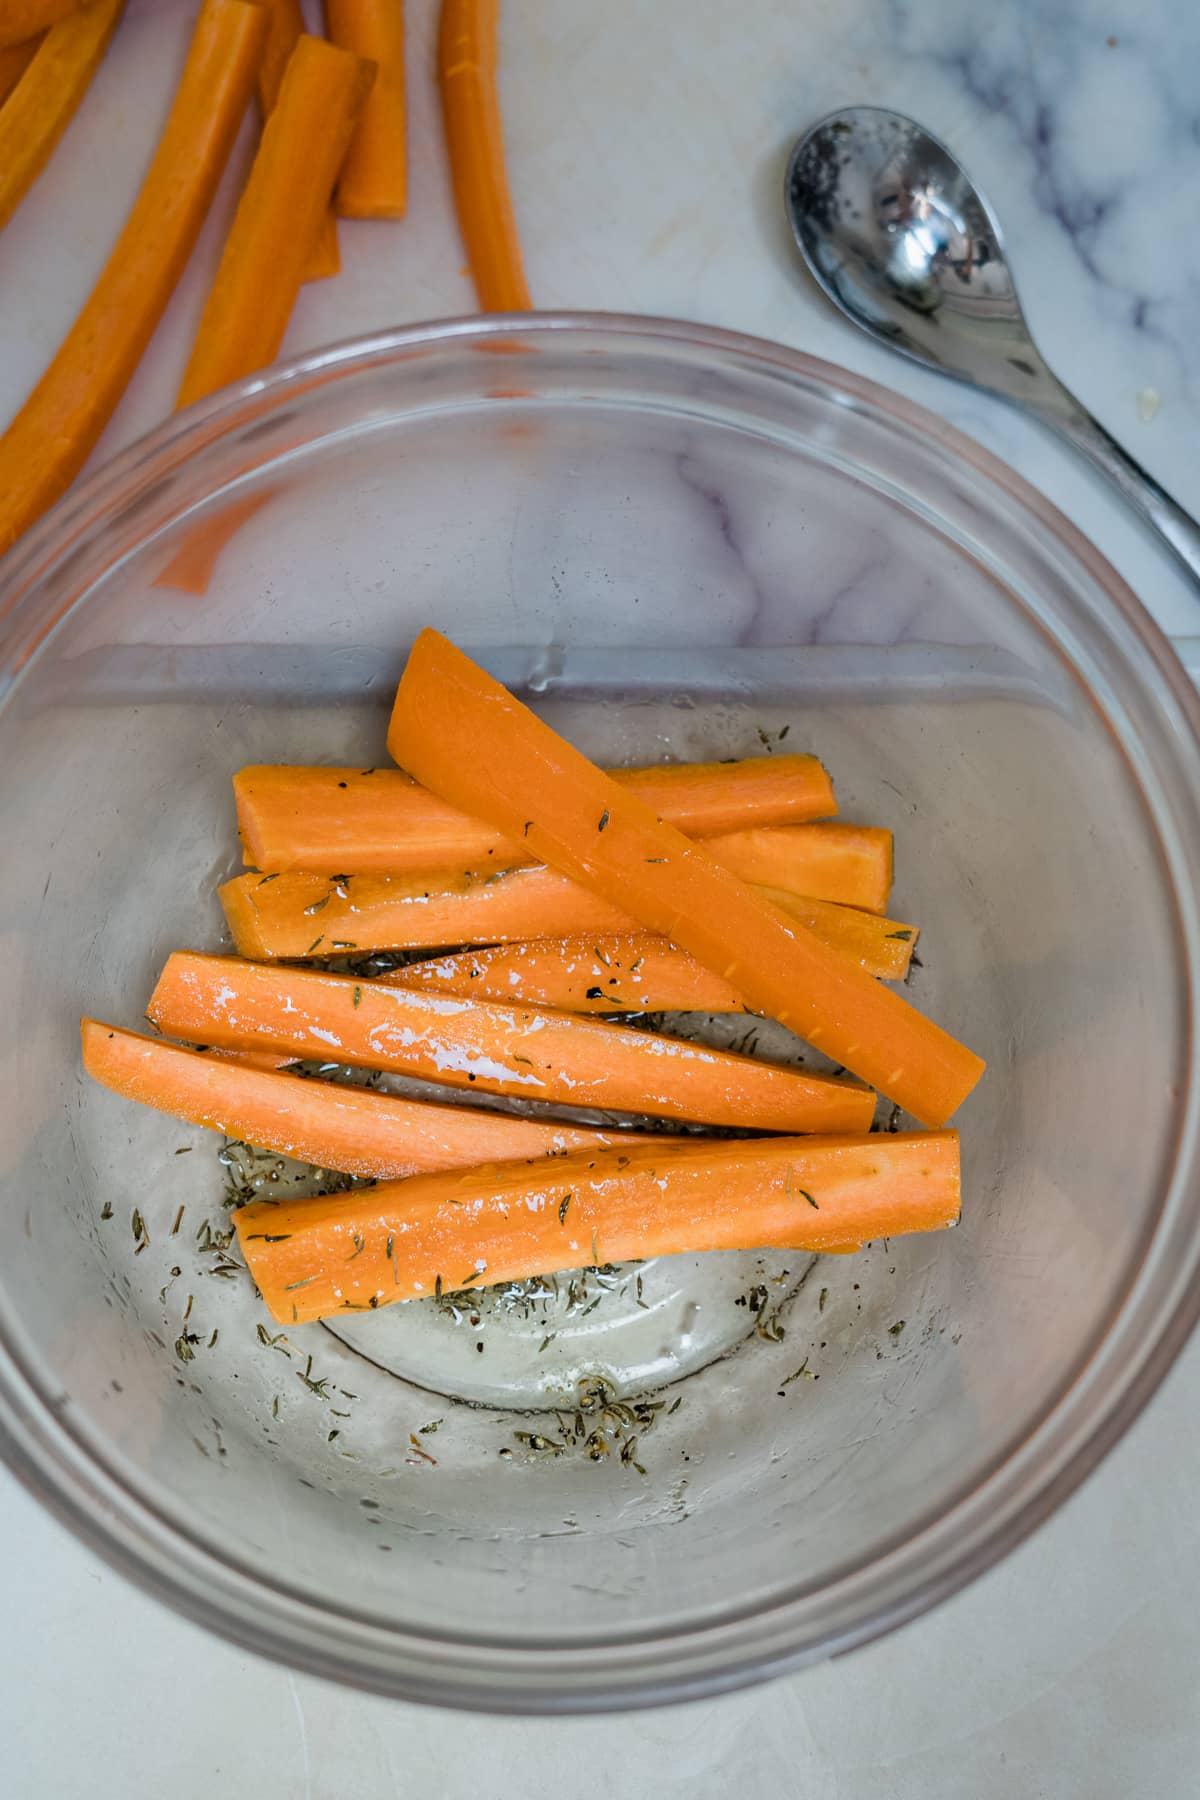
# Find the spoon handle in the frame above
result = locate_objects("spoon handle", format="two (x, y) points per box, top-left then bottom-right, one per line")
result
(1032, 397), (1200, 587)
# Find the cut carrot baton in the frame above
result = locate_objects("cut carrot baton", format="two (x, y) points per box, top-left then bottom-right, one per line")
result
(147, 951), (877, 1133)
(82, 1020), (672, 1180)
(381, 935), (752, 1015)
(0, 0), (267, 552)
(177, 36), (374, 408)
(255, 0), (341, 279)
(437, 0), (529, 311)
(707, 822), (892, 915)
(218, 864), (917, 977)
(233, 754), (837, 875)
(0, 0), (125, 235)
(326, 0), (406, 217)
(236, 1130), (962, 1324)
(0, 31), (41, 105)
(0, 1), (77, 49)
(388, 631), (985, 1127)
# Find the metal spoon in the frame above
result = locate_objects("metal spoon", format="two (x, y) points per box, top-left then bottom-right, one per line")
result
(785, 105), (1200, 585)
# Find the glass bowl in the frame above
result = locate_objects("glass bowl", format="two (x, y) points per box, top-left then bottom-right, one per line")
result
(1, 315), (1199, 1714)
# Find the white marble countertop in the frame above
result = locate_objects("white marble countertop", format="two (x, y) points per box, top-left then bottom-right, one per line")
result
(3, 0), (1199, 1792)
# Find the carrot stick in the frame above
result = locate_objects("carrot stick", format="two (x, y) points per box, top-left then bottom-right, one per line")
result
(437, 0), (529, 311)
(325, 0), (406, 217)
(254, 0), (340, 280)
(0, 0), (267, 553)
(219, 864), (917, 977)
(82, 1019), (671, 1180)
(381, 935), (750, 1015)
(0, 1), (77, 49)
(707, 823), (892, 914)
(388, 631), (986, 1127)
(233, 754), (837, 875)
(0, 31), (40, 103)
(147, 951), (877, 1132)
(236, 1130), (961, 1323)
(177, 36), (374, 409)
(0, 0), (124, 236)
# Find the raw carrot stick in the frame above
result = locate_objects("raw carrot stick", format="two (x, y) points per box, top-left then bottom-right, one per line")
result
(437, 0), (529, 310)
(381, 935), (750, 1015)
(82, 1019), (671, 1180)
(0, 1), (77, 49)
(379, 919), (914, 1007)
(0, 31), (40, 104)
(177, 36), (374, 408)
(706, 823), (892, 914)
(236, 1130), (962, 1323)
(325, 0), (406, 217)
(254, 0), (340, 280)
(0, 0), (124, 235)
(0, 0), (267, 552)
(233, 754), (837, 875)
(147, 951), (877, 1132)
(388, 631), (986, 1127)
(219, 863), (917, 976)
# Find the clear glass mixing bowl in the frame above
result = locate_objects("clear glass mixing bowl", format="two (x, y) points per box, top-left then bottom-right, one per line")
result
(1, 315), (1199, 1713)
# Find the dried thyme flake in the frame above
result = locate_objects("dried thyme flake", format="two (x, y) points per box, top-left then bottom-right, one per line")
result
(285, 1274), (319, 1291)
(170, 1204), (185, 1235)
(888, 1319), (906, 1338)
(597, 809), (610, 832)
(304, 895), (331, 916)
(346, 1233), (366, 1261)
(174, 1146), (192, 1156)
(818, 1286), (828, 1313)
(257, 873), (280, 886)
(100, 1201), (114, 1221)
(781, 1358), (813, 1387)
(352, 986), (363, 1008)
(756, 1311), (786, 1343)
(558, 1192), (572, 1224)
(306, 935), (325, 954)
(419, 1419), (442, 1435)
(668, 1395), (683, 1415)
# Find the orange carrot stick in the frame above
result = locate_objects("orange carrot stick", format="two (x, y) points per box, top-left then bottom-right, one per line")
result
(82, 1019), (670, 1180)
(233, 754), (837, 875)
(382, 913), (915, 1005)
(236, 1130), (962, 1323)
(437, 0), (529, 311)
(177, 36), (374, 409)
(704, 822), (892, 913)
(381, 935), (750, 1014)
(219, 864), (917, 976)
(388, 631), (985, 1127)
(0, 0), (266, 553)
(147, 951), (877, 1132)
(325, 0), (406, 217)
(255, 0), (340, 280)
(0, 0), (124, 235)
(0, 1), (77, 49)
(0, 31), (40, 103)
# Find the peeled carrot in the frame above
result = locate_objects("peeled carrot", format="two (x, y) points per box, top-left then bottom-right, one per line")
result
(0, 0), (124, 236)
(388, 631), (986, 1127)
(177, 36), (374, 409)
(255, 0), (340, 280)
(219, 863), (917, 976)
(147, 951), (877, 1132)
(437, 0), (529, 311)
(236, 1130), (961, 1323)
(379, 919), (915, 1007)
(0, 31), (40, 103)
(233, 754), (837, 875)
(707, 823), (892, 914)
(0, 0), (266, 552)
(0, 1), (77, 49)
(82, 1019), (671, 1180)
(326, 0), (406, 217)
(382, 935), (751, 1014)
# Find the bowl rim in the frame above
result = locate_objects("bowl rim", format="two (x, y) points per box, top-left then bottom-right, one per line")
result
(2, 309), (1199, 1713)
